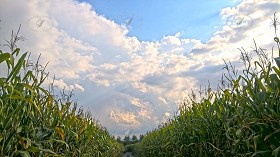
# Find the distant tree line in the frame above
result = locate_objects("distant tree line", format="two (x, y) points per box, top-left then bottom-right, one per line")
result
(116, 134), (144, 146)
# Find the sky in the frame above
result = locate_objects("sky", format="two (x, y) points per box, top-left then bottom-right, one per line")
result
(0, 0), (279, 138)
(79, 0), (239, 42)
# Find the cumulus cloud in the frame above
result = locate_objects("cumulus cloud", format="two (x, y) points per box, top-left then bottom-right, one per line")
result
(110, 111), (140, 126)
(189, 0), (279, 63)
(0, 0), (279, 136)
(52, 79), (85, 92)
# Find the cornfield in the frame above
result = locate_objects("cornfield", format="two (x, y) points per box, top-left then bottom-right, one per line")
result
(0, 28), (123, 156)
(133, 15), (280, 157)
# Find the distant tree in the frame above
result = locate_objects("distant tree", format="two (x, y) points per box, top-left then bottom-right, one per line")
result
(116, 136), (121, 142)
(139, 134), (144, 141)
(123, 135), (131, 146)
(132, 135), (138, 142)
(124, 135), (130, 142)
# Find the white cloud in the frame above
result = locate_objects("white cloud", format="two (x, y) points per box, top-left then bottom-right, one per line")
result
(110, 110), (140, 126)
(158, 96), (168, 104)
(130, 97), (146, 108)
(74, 83), (85, 92)
(52, 79), (85, 92)
(138, 108), (151, 120)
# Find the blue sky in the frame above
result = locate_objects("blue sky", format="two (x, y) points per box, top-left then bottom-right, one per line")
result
(0, 0), (279, 138)
(79, 0), (239, 42)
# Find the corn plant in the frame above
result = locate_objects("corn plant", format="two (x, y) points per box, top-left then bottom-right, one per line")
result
(134, 13), (280, 157)
(0, 26), (123, 156)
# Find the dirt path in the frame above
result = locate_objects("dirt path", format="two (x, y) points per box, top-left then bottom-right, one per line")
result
(122, 152), (134, 157)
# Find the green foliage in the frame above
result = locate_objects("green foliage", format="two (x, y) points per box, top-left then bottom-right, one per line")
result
(0, 28), (123, 156)
(134, 15), (280, 157)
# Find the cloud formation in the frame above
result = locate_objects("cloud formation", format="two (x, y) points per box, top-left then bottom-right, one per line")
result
(0, 0), (279, 137)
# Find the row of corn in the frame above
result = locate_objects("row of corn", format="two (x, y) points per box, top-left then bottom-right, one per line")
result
(133, 27), (280, 156)
(0, 30), (123, 156)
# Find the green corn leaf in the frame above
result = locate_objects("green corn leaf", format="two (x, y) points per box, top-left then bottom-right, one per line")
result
(264, 129), (280, 142)
(251, 150), (270, 157)
(163, 141), (171, 148)
(272, 146), (280, 157)
(265, 84), (273, 92)
(255, 61), (265, 70)
(0, 134), (3, 143)
(224, 89), (233, 100)
(50, 139), (69, 149)
(16, 126), (23, 133)
(256, 78), (265, 91)
(39, 148), (56, 154)
(26, 146), (56, 155)
(272, 66), (280, 77)
(264, 63), (272, 82)
(274, 57), (280, 68)
(17, 151), (31, 157)
(270, 74), (280, 84)
(207, 142), (223, 151)
(243, 104), (257, 117)
(9, 53), (14, 68)
(253, 135), (259, 151)
(22, 70), (33, 82)
(12, 48), (20, 56)
(0, 53), (10, 64)
(37, 74), (48, 87)
(26, 146), (40, 153)
(7, 52), (27, 81)
(3, 104), (22, 130)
